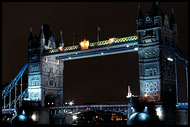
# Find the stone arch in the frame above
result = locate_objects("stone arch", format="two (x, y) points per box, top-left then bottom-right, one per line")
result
(44, 95), (55, 107)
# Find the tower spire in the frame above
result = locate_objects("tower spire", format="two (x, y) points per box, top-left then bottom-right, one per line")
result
(150, 1), (163, 17)
(28, 27), (33, 41)
(59, 30), (64, 47)
(137, 3), (144, 19)
(127, 86), (132, 98)
(171, 8), (176, 24)
(41, 24), (45, 38)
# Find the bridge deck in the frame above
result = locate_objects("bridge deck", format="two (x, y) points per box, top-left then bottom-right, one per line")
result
(50, 104), (128, 110)
(43, 36), (138, 61)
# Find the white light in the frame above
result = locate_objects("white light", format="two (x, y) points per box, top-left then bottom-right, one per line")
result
(57, 60), (59, 65)
(167, 57), (173, 62)
(101, 52), (104, 55)
(143, 106), (148, 113)
(48, 102), (50, 105)
(24, 98), (30, 101)
(72, 115), (78, 120)
(22, 110), (25, 115)
(65, 102), (68, 104)
(131, 107), (133, 110)
(156, 107), (162, 120)
(134, 47), (138, 50)
(69, 57), (71, 59)
(126, 45), (129, 47)
(31, 113), (37, 121)
(52, 102), (54, 105)
(69, 101), (74, 105)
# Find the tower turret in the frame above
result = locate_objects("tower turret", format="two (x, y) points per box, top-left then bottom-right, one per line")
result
(40, 25), (45, 54)
(59, 30), (64, 47)
(136, 3), (144, 29)
(170, 8), (177, 48)
(150, 2), (163, 26)
(28, 27), (33, 49)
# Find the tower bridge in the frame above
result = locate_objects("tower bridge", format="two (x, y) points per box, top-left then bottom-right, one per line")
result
(2, 2), (188, 125)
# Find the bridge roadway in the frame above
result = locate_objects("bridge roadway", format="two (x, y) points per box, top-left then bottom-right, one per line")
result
(43, 35), (138, 61)
(49, 104), (129, 117)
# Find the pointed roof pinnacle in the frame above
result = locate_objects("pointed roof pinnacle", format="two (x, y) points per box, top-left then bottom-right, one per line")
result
(30, 27), (32, 33)
(150, 1), (163, 17)
(137, 3), (144, 19)
(170, 8), (176, 24)
(155, 2), (159, 6)
(172, 8), (174, 14)
(28, 27), (33, 41)
(59, 30), (64, 44)
(41, 24), (45, 38)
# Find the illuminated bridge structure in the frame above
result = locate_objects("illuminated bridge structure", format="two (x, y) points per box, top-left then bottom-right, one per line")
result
(50, 104), (128, 118)
(1, 34), (188, 122)
(43, 35), (139, 60)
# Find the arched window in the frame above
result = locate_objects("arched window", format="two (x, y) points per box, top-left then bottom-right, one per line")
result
(149, 52), (152, 58)
(50, 80), (54, 86)
(145, 53), (148, 58)
(153, 52), (156, 57)
(145, 69), (149, 76)
(154, 68), (157, 75)
(149, 69), (153, 76)
(146, 83), (149, 87)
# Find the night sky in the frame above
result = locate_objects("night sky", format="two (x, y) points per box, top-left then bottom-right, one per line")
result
(2, 2), (188, 105)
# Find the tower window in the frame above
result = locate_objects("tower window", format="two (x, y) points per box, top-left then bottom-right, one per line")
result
(146, 30), (153, 37)
(145, 69), (149, 76)
(145, 53), (148, 58)
(154, 68), (157, 75)
(149, 69), (153, 76)
(50, 67), (53, 73)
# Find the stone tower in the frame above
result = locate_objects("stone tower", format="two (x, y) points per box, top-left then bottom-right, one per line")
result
(28, 24), (64, 107)
(137, 2), (178, 103)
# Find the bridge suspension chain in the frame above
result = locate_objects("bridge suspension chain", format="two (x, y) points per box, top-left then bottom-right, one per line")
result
(2, 63), (28, 111)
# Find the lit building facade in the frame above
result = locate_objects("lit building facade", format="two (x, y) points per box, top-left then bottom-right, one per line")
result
(137, 2), (177, 103)
(28, 24), (64, 107)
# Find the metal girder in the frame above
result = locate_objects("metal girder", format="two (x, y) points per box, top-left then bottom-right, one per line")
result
(2, 63), (28, 99)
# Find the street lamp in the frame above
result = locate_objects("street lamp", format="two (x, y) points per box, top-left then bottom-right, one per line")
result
(168, 57), (178, 103)
(69, 101), (74, 106)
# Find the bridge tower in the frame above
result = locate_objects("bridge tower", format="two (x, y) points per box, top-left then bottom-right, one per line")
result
(27, 24), (64, 107)
(137, 3), (178, 103)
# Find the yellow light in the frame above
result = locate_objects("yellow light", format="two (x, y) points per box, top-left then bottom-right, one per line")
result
(58, 46), (63, 52)
(31, 113), (37, 121)
(144, 93), (148, 98)
(80, 39), (89, 50)
(96, 116), (98, 119)
(109, 38), (114, 44)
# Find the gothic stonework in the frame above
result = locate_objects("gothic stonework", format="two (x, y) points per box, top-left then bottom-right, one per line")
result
(137, 3), (177, 103)
(28, 24), (64, 107)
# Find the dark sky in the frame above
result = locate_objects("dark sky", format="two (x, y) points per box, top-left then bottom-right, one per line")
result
(2, 2), (188, 105)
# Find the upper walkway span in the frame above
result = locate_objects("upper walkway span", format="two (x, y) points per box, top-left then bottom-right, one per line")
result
(43, 35), (138, 61)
